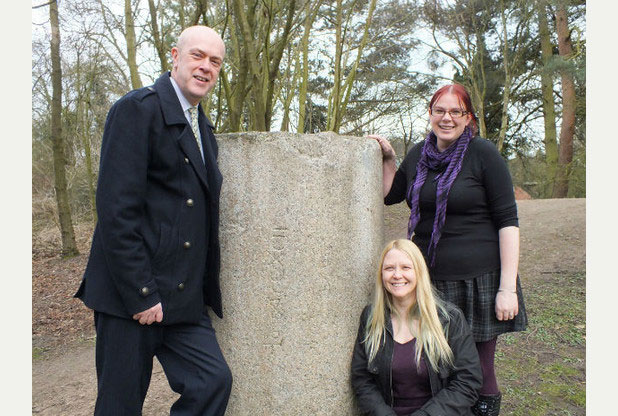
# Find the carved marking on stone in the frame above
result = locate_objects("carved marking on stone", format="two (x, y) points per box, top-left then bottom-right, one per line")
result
(264, 225), (288, 347)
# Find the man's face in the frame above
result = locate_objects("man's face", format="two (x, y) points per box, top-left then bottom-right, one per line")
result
(171, 29), (225, 106)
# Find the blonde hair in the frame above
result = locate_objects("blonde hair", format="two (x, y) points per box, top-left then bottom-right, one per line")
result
(363, 239), (454, 371)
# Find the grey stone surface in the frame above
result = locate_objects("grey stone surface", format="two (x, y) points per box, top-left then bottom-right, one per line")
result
(212, 132), (384, 415)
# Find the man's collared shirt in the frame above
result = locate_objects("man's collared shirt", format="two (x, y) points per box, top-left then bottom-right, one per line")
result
(169, 75), (204, 162)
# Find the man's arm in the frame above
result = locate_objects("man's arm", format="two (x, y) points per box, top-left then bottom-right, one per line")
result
(96, 94), (162, 316)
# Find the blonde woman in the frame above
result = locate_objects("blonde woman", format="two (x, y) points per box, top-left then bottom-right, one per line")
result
(351, 239), (482, 415)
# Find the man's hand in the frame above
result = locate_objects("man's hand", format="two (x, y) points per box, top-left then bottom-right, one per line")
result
(133, 302), (163, 325)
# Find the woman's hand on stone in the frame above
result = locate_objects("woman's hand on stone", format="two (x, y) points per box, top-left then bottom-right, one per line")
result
(367, 134), (396, 162)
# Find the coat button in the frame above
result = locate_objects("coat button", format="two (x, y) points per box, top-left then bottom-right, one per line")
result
(183, 241), (191, 249)
(177, 282), (185, 291)
(184, 157), (190, 164)
(186, 198), (194, 207)
(140, 287), (150, 296)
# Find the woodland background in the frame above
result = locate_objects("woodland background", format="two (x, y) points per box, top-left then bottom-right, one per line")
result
(31, 0), (586, 257)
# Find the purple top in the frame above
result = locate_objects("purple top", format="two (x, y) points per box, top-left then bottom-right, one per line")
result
(392, 338), (433, 415)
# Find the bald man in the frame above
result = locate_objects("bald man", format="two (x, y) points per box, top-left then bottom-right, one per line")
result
(75, 26), (232, 415)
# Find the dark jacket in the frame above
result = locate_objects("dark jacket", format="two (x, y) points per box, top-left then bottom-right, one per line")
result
(350, 303), (482, 415)
(75, 72), (224, 323)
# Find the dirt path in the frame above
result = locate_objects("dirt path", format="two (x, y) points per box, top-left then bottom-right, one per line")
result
(32, 342), (177, 415)
(32, 198), (585, 415)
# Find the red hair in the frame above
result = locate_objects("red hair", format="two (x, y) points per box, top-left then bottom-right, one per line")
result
(429, 84), (478, 136)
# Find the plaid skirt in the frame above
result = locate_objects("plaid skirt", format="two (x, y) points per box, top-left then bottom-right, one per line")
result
(432, 269), (528, 343)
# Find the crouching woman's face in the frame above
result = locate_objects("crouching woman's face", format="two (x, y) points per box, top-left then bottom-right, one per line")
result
(381, 248), (417, 304)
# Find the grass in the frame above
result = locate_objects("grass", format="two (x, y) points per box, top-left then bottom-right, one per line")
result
(526, 272), (585, 348)
(32, 346), (49, 360)
(496, 271), (585, 415)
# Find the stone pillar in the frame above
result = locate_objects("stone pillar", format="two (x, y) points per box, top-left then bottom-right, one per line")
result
(213, 132), (383, 415)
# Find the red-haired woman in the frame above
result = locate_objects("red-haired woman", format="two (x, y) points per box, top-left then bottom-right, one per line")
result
(369, 84), (527, 416)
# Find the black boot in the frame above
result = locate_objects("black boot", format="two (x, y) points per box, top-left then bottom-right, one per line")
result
(472, 392), (501, 416)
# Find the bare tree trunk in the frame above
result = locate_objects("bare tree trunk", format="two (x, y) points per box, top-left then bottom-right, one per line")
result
(552, 3), (575, 198)
(398, 114), (413, 156)
(148, 0), (169, 73)
(179, 0), (186, 29)
(50, 0), (79, 257)
(279, 43), (300, 132)
(472, 33), (487, 138)
(232, 0), (267, 131)
(83, 71), (98, 224)
(334, 0), (377, 132)
(326, 0), (343, 132)
(496, 0), (510, 152)
(538, 0), (558, 197)
(220, 7), (248, 132)
(83, 110), (97, 225)
(191, 0), (208, 26)
(125, 0), (142, 89)
(296, 0), (320, 133)
(264, 0), (297, 131)
(75, 50), (97, 224)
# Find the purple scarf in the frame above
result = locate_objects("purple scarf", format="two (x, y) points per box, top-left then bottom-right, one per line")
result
(406, 126), (473, 267)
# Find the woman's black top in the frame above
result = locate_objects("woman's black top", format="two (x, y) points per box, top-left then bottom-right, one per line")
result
(385, 137), (518, 280)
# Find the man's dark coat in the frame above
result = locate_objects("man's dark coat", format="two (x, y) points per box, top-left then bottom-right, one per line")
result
(76, 72), (223, 324)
